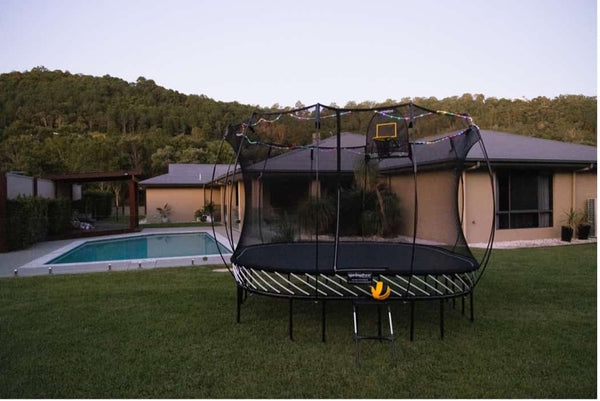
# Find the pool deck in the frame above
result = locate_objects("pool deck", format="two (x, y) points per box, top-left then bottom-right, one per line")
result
(0, 226), (240, 278)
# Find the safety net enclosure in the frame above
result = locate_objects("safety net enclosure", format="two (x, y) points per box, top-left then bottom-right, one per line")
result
(213, 102), (494, 301)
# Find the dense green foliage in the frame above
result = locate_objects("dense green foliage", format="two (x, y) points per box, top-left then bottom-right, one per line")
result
(77, 190), (113, 220)
(46, 198), (73, 236)
(0, 67), (596, 178)
(6, 196), (72, 249)
(0, 244), (596, 398)
(6, 196), (49, 249)
(0, 67), (248, 176)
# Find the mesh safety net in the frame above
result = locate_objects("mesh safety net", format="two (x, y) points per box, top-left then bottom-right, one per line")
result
(217, 103), (490, 278)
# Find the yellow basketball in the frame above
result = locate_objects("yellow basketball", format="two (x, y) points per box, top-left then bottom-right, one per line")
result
(370, 280), (391, 301)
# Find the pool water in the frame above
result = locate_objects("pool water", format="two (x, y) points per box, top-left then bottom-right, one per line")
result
(47, 232), (231, 264)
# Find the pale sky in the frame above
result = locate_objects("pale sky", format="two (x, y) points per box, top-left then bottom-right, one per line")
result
(0, 0), (596, 107)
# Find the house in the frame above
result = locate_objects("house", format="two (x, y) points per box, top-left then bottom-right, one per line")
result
(139, 164), (231, 223)
(140, 131), (597, 243)
(380, 130), (597, 243)
(460, 130), (595, 243)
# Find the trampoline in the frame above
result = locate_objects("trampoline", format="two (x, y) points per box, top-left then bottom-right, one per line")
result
(210, 102), (494, 341)
(233, 242), (477, 275)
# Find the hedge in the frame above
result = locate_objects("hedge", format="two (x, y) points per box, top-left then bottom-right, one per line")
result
(47, 199), (73, 236)
(79, 190), (113, 220)
(6, 196), (72, 250)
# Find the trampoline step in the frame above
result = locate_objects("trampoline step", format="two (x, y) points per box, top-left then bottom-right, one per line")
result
(352, 301), (397, 366)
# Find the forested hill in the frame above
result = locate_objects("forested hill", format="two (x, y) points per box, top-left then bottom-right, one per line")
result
(0, 67), (596, 177)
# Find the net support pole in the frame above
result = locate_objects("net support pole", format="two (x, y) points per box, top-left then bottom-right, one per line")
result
(315, 104), (321, 297)
(333, 109), (341, 273)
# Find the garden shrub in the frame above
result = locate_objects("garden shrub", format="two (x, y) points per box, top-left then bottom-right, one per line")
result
(47, 199), (72, 236)
(6, 196), (74, 250)
(81, 190), (113, 219)
(7, 196), (49, 250)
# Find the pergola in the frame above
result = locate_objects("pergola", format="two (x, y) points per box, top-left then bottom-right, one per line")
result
(0, 170), (141, 252)
(43, 170), (142, 229)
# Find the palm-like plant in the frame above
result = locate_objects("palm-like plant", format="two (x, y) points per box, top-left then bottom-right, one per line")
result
(156, 203), (171, 222)
(354, 158), (388, 233)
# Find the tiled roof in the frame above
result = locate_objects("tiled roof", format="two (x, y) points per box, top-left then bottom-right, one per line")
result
(140, 131), (596, 186)
(140, 164), (232, 186)
(468, 130), (596, 164)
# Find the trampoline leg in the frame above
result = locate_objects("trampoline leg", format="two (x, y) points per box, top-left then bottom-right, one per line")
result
(236, 285), (242, 324)
(470, 291), (474, 322)
(461, 295), (465, 316)
(410, 301), (415, 342)
(353, 303), (359, 365)
(440, 299), (444, 340)
(289, 298), (294, 341)
(387, 305), (397, 367)
(322, 301), (326, 343)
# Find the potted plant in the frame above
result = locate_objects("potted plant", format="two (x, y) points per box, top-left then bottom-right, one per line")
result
(194, 209), (204, 222)
(561, 208), (577, 242)
(156, 203), (171, 223)
(576, 211), (592, 240)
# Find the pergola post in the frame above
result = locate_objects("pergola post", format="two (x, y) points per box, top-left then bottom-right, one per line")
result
(129, 176), (139, 229)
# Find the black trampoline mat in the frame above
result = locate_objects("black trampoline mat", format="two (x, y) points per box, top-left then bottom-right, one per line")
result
(232, 241), (478, 275)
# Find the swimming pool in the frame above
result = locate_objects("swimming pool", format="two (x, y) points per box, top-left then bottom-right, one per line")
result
(47, 232), (231, 264)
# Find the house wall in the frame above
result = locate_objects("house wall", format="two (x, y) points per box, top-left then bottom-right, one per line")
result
(37, 178), (55, 199)
(233, 168), (596, 244)
(145, 187), (222, 223)
(462, 171), (497, 244)
(575, 171), (596, 218)
(6, 173), (34, 199)
(389, 170), (464, 244)
(220, 182), (243, 228)
(6, 174), (60, 199)
(465, 170), (597, 243)
(389, 168), (597, 244)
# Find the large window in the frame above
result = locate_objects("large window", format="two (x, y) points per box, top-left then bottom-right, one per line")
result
(496, 170), (553, 229)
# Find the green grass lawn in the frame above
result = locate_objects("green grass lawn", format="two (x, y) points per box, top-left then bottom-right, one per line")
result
(0, 244), (596, 398)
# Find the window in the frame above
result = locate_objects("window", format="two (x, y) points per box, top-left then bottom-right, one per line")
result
(496, 170), (553, 229)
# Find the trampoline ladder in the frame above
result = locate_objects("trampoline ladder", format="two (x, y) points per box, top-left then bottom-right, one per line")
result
(352, 301), (397, 366)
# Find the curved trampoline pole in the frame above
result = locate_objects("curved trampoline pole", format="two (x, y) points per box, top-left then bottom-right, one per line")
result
(314, 103), (321, 298)
(227, 113), (255, 255)
(210, 128), (235, 275)
(473, 127), (496, 287)
(223, 132), (243, 253)
(406, 143), (419, 299)
(455, 170), (466, 252)
(448, 128), (469, 253)
(333, 109), (342, 274)
(258, 146), (273, 244)
(406, 104), (419, 300)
